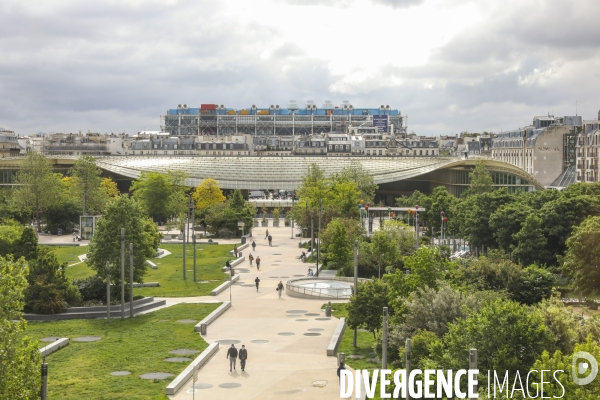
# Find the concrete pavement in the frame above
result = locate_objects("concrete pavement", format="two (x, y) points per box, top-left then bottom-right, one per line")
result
(166, 223), (356, 400)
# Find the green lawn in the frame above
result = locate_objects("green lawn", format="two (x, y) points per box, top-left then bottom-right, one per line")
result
(323, 303), (380, 372)
(26, 303), (219, 400)
(43, 244), (233, 297)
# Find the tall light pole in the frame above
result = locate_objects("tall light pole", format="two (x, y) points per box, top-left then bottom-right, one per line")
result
(415, 205), (420, 245)
(105, 261), (110, 324)
(316, 198), (321, 277)
(353, 240), (358, 348)
(290, 195), (295, 239)
(120, 228), (124, 320)
(129, 243), (133, 318)
(193, 233), (197, 282)
(440, 211), (445, 246)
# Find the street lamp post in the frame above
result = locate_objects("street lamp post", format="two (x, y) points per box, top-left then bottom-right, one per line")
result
(415, 205), (420, 245)
(440, 211), (445, 246)
(129, 242), (133, 318)
(120, 228), (124, 320)
(290, 196), (295, 239)
(353, 240), (358, 348)
(317, 198), (322, 277)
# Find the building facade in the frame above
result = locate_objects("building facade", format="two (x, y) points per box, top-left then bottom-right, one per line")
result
(161, 101), (406, 137)
(491, 115), (580, 187)
(0, 130), (21, 158)
(576, 112), (600, 183)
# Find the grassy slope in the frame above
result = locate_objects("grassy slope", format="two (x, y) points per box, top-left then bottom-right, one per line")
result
(323, 303), (380, 372)
(26, 303), (219, 400)
(43, 244), (234, 297)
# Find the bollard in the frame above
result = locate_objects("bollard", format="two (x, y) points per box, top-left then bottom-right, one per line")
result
(337, 352), (346, 366)
(200, 323), (207, 336)
(469, 348), (478, 399)
(41, 360), (48, 400)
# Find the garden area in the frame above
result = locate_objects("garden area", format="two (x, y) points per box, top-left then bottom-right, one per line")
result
(45, 243), (234, 298)
(26, 303), (219, 399)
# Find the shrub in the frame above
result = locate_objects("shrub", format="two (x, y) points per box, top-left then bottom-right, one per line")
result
(64, 284), (82, 307)
(74, 275), (107, 302)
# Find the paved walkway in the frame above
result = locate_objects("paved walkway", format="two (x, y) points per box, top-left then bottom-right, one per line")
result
(164, 223), (356, 400)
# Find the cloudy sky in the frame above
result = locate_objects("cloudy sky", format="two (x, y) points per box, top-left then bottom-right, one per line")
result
(1, 0), (599, 137)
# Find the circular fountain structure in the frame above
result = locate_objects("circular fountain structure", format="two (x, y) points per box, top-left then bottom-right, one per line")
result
(285, 277), (368, 299)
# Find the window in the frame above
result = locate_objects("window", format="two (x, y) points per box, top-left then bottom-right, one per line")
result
(174, 144), (178, 149)
(379, 150), (382, 155)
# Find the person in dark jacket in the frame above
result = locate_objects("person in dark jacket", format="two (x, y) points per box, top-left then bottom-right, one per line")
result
(226, 344), (238, 372)
(268, 235), (273, 246)
(255, 277), (260, 291)
(337, 362), (346, 385)
(239, 345), (248, 371)
(256, 256), (261, 270)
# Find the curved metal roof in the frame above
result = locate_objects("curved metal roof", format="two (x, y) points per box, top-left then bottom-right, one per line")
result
(87, 155), (544, 191)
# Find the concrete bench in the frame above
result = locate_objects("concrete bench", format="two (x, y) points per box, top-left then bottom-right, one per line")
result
(145, 260), (158, 269)
(327, 317), (346, 356)
(132, 282), (160, 288)
(221, 256), (245, 272)
(211, 275), (239, 296)
(40, 338), (69, 357)
(165, 342), (220, 395)
(194, 301), (231, 334)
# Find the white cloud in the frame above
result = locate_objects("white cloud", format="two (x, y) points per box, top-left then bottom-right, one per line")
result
(0, 0), (599, 136)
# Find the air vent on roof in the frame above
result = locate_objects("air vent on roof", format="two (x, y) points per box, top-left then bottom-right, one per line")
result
(177, 104), (182, 109)
(219, 104), (225, 110)
(349, 105), (354, 110)
(270, 105), (275, 110)
(183, 104), (188, 109)
(343, 104), (348, 110)
(312, 104), (317, 110)
(385, 105), (390, 110)
(275, 104), (280, 110)
(323, 100), (333, 109)
(288, 100), (298, 110)
(251, 105), (257, 110)
(380, 105), (385, 110)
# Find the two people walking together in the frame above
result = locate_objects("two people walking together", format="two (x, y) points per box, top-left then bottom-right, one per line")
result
(226, 344), (248, 372)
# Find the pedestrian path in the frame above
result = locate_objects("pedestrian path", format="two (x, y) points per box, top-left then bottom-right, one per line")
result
(165, 224), (356, 400)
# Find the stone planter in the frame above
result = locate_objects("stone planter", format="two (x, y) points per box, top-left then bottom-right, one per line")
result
(253, 221), (259, 227)
(273, 220), (280, 227)
(284, 221), (290, 227)
(261, 221), (268, 227)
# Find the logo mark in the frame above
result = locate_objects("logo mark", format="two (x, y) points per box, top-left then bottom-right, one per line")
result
(572, 351), (598, 386)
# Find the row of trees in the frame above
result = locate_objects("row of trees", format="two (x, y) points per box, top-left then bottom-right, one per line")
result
(1, 153), (119, 233)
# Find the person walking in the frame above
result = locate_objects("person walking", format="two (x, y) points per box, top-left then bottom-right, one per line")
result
(239, 345), (248, 371)
(248, 253), (254, 266)
(277, 281), (284, 298)
(226, 344), (238, 372)
(337, 362), (346, 387)
(268, 234), (272, 247)
(233, 244), (238, 258)
(256, 256), (261, 270)
(265, 229), (269, 239)
(252, 240), (256, 251)
(255, 277), (260, 291)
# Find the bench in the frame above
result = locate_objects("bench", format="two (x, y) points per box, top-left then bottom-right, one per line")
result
(145, 260), (158, 269)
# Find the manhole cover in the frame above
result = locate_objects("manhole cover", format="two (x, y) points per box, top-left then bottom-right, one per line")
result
(40, 337), (62, 342)
(293, 275), (304, 277)
(216, 339), (241, 345)
(273, 253), (282, 255)
(295, 319), (308, 322)
(304, 313), (320, 316)
(280, 276), (290, 278)
(250, 339), (269, 344)
(308, 328), (324, 331)
(313, 380), (328, 388)
(304, 333), (321, 336)
(110, 371), (131, 376)
(241, 284), (256, 287)
(140, 372), (174, 380)
(177, 320), (197, 324)
(315, 318), (331, 321)
(73, 336), (102, 342)
(277, 332), (295, 336)
(194, 383), (213, 389)
(219, 382), (242, 389)
(164, 357), (191, 362)
(169, 349), (199, 355)
(286, 310), (308, 313)
(274, 260), (282, 262)
(269, 276), (279, 278)
(272, 264), (280, 266)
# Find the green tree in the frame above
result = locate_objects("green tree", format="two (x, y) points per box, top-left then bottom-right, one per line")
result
(463, 159), (493, 196)
(536, 297), (581, 355)
(530, 338), (600, 399)
(564, 216), (600, 295)
(512, 214), (552, 266)
(511, 265), (555, 305)
(0, 256), (42, 399)
(86, 196), (161, 286)
(0, 220), (23, 258)
(192, 178), (225, 210)
(454, 188), (514, 250)
(69, 156), (106, 215)
(443, 299), (551, 374)
(326, 218), (354, 274)
(10, 152), (62, 232)
(346, 279), (392, 337)
(339, 161), (378, 204)
(429, 186), (458, 237)
(131, 171), (188, 223)
(489, 202), (533, 252)
(13, 226), (38, 261)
